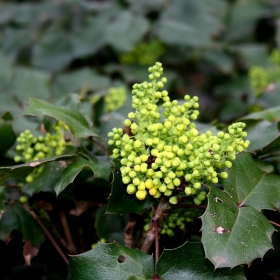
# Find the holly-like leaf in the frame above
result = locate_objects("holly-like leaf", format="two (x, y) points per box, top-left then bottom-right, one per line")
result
(157, 242), (245, 279)
(0, 204), (45, 246)
(240, 106), (280, 122)
(222, 153), (280, 211)
(67, 242), (245, 280)
(107, 160), (153, 214)
(95, 205), (127, 244)
(67, 242), (154, 280)
(24, 98), (98, 138)
(0, 154), (75, 184)
(54, 156), (111, 195)
(201, 153), (277, 268)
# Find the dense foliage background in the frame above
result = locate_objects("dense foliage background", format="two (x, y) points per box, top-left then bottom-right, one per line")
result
(1, 0), (280, 279)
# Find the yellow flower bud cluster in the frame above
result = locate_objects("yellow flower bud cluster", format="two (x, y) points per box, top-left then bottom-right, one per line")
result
(14, 122), (71, 183)
(119, 39), (164, 66)
(105, 87), (127, 112)
(249, 49), (280, 97)
(108, 62), (249, 204)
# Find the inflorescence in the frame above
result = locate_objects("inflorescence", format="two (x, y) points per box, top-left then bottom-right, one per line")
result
(108, 62), (249, 205)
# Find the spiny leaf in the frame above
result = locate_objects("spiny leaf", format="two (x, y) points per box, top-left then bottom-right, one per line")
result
(54, 156), (111, 195)
(67, 242), (245, 280)
(24, 98), (98, 138)
(201, 153), (276, 268)
(0, 204), (45, 246)
(157, 242), (245, 279)
(67, 242), (154, 280)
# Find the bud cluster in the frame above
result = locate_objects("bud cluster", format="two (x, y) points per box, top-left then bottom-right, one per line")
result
(119, 39), (164, 66)
(14, 122), (70, 183)
(108, 62), (249, 204)
(105, 87), (127, 112)
(144, 207), (203, 237)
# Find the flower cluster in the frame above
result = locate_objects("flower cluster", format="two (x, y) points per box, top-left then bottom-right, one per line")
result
(144, 207), (204, 236)
(119, 39), (164, 66)
(108, 62), (249, 204)
(105, 87), (127, 112)
(249, 49), (280, 97)
(14, 122), (70, 182)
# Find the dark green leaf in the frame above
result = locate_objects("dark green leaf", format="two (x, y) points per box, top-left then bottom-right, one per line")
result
(24, 98), (97, 138)
(245, 121), (280, 152)
(0, 154), (75, 184)
(54, 156), (111, 195)
(107, 160), (153, 214)
(240, 106), (280, 122)
(0, 120), (16, 155)
(105, 12), (149, 52)
(22, 162), (66, 196)
(222, 153), (280, 211)
(95, 205), (127, 244)
(33, 32), (74, 72)
(157, 242), (245, 279)
(67, 242), (154, 280)
(0, 204), (45, 246)
(201, 153), (277, 268)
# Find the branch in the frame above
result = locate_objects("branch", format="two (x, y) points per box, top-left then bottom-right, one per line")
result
(89, 136), (111, 154)
(124, 213), (138, 248)
(30, 211), (69, 264)
(269, 220), (280, 228)
(59, 211), (77, 255)
(141, 198), (173, 254)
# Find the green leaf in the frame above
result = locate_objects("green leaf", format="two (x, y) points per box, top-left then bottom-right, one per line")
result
(0, 186), (5, 211)
(33, 32), (74, 72)
(8, 67), (51, 104)
(0, 120), (16, 155)
(245, 121), (280, 152)
(157, 242), (245, 279)
(22, 162), (66, 196)
(155, 0), (221, 47)
(67, 242), (154, 280)
(54, 156), (111, 195)
(24, 98), (97, 138)
(107, 160), (154, 214)
(201, 153), (276, 268)
(0, 154), (75, 184)
(67, 242), (245, 279)
(104, 12), (149, 52)
(240, 106), (280, 122)
(222, 153), (280, 211)
(0, 204), (45, 246)
(95, 205), (127, 244)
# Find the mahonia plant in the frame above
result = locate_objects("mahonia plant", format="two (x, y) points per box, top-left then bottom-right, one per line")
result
(108, 62), (249, 205)
(14, 122), (70, 183)
(119, 39), (164, 66)
(90, 87), (127, 112)
(249, 49), (280, 97)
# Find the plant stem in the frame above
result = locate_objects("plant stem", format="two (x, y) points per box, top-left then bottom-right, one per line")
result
(89, 136), (111, 154)
(141, 198), (173, 254)
(269, 220), (280, 227)
(30, 211), (69, 264)
(59, 211), (77, 255)
(124, 213), (138, 248)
